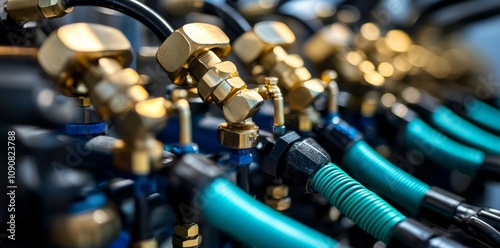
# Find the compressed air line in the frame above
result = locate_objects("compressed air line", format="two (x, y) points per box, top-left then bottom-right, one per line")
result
(200, 178), (339, 248)
(431, 106), (500, 156)
(311, 163), (406, 244)
(343, 140), (431, 215)
(465, 99), (500, 134)
(406, 117), (485, 177)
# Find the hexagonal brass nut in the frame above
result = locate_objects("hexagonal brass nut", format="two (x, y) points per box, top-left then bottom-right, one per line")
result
(172, 235), (202, 248)
(38, 23), (132, 92)
(156, 23), (231, 85)
(269, 54), (311, 90)
(233, 21), (295, 64)
(197, 61), (239, 102)
(39, 0), (72, 19)
(304, 23), (353, 63)
(211, 77), (247, 106)
(222, 89), (264, 123)
(285, 107), (320, 132)
(218, 123), (259, 149)
(265, 196), (291, 211)
(189, 50), (222, 81)
(50, 205), (120, 248)
(174, 224), (199, 237)
(286, 79), (325, 111)
(266, 185), (289, 199)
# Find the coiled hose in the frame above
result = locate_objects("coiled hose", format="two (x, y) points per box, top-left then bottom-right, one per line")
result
(431, 106), (500, 156)
(311, 163), (406, 244)
(342, 141), (430, 215)
(406, 118), (485, 177)
(466, 99), (500, 134)
(201, 178), (338, 248)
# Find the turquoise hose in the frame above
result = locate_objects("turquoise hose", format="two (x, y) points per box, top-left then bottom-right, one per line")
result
(201, 178), (338, 248)
(406, 118), (485, 177)
(311, 163), (406, 244)
(431, 106), (500, 156)
(466, 99), (500, 134)
(342, 141), (430, 215)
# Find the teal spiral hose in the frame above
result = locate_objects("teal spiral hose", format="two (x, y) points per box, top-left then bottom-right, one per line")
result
(466, 99), (500, 134)
(342, 141), (430, 215)
(406, 118), (485, 177)
(311, 163), (406, 244)
(201, 178), (338, 248)
(431, 106), (500, 156)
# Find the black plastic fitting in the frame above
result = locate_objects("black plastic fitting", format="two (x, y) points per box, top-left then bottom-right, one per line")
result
(391, 219), (467, 248)
(260, 132), (301, 178)
(313, 119), (363, 163)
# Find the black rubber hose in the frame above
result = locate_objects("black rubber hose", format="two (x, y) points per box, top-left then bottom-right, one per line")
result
(63, 0), (174, 41)
(203, 1), (252, 37)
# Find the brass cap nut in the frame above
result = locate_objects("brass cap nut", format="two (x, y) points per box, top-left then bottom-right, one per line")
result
(211, 77), (247, 106)
(39, 0), (72, 19)
(197, 61), (239, 102)
(172, 235), (202, 248)
(222, 89), (264, 123)
(265, 196), (291, 211)
(156, 23), (231, 85)
(217, 123), (259, 149)
(174, 224), (199, 237)
(286, 79), (325, 111)
(266, 185), (289, 199)
(50, 205), (120, 248)
(233, 21), (295, 64)
(38, 23), (132, 92)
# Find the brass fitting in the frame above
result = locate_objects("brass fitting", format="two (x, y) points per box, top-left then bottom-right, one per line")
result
(156, 23), (231, 86)
(303, 22), (353, 64)
(131, 239), (158, 248)
(50, 205), (120, 248)
(265, 184), (291, 211)
(218, 121), (259, 149)
(255, 77), (285, 136)
(173, 223), (202, 248)
(233, 21), (323, 112)
(285, 106), (321, 133)
(171, 90), (192, 145)
(6, 0), (72, 22)
(322, 70), (339, 118)
(38, 23), (172, 175)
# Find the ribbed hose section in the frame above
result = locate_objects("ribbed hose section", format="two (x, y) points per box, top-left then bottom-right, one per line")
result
(342, 141), (430, 215)
(201, 178), (338, 248)
(312, 163), (406, 244)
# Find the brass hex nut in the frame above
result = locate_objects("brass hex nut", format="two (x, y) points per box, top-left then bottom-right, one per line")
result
(265, 196), (291, 211)
(233, 21), (295, 64)
(189, 50), (222, 81)
(50, 205), (120, 248)
(156, 23), (231, 85)
(172, 235), (202, 248)
(38, 0), (72, 19)
(174, 224), (199, 237)
(266, 185), (289, 199)
(286, 79), (325, 111)
(217, 122), (259, 149)
(211, 77), (247, 106)
(112, 137), (164, 175)
(38, 23), (132, 93)
(269, 53), (311, 90)
(197, 61), (239, 102)
(222, 89), (264, 123)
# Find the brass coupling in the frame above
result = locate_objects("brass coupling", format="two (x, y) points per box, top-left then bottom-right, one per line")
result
(6, 0), (72, 22)
(265, 184), (291, 211)
(172, 222), (202, 248)
(218, 120), (259, 149)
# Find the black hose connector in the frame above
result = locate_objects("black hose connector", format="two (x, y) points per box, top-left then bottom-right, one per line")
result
(313, 119), (363, 163)
(391, 219), (468, 248)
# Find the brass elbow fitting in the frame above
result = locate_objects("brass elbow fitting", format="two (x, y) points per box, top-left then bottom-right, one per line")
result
(156, 23), (264, 149)
(255, 77), (285, 136)
(38, 23), (170, 174)
(6, 0), (72, 22)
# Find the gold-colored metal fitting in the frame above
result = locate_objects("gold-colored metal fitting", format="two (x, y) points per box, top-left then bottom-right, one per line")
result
(197, 60), (239, 102)
(264, 196), (291, 211)
(113, 135), (164, 175)
(211, 76), (247, 106)
(38, 23), (132, 96)
(174, 223), (199, 238)
(131, 238), (158, 248)
(172, 235), (202, 248)
(266, 184), (289, 199)
(162, 0), (204, 16)
(286, 79), (325, 111)
(38, 0), (72, 19)
(233, 21), (295, 64)
(189, 50), (222, 81)
(269, 53), (311, 91)
(156, 23), (231, 85)
(303, 23), (353, 63)
(218, 121), (259, 149)
(222, 89), (263, 124)
(50, 205), (120, 248)
(286, 107), (320, 132)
